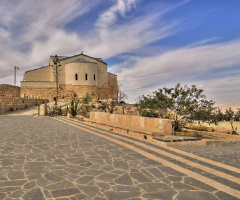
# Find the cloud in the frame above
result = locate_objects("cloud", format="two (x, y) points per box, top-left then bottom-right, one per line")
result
(0, 0), (100, 82)
(0, 0), (181, 86)
(96, 0), (138, 28)
(116, 39), (240, 103)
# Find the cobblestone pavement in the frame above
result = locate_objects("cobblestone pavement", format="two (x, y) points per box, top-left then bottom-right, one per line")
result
(0, 113), (240, 200)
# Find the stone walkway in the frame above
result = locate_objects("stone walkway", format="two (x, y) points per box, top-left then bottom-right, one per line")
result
(0, 111), (240, 199)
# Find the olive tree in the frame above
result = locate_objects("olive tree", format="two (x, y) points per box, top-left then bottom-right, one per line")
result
(136, 83), (215, 134)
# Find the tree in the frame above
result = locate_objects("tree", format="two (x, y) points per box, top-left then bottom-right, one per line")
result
(136, 83), (215, 134)
(224, 107), (240, 134)
(118, 83), (128, 103)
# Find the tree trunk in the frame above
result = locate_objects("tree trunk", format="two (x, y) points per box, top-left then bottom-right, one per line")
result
(230, 120), (234, 134)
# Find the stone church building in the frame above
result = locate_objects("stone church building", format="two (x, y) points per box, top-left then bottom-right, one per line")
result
(21, 53), (118, 101)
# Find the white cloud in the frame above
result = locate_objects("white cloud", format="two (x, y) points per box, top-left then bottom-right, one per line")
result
(117, 39), (240, 103)
(96, 0), (138, 28)
(0, 0), (179, 83)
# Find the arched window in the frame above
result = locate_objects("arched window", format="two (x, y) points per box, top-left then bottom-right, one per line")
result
(94, 74), (96, 81)
(85, 74), (88, 80)
(75, 74), (78, 80)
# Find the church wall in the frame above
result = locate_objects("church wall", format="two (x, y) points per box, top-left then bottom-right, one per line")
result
(21, 81), (56, 87)
(21, 53), (118, 102)
(108, 73), (118, 101)
(65, 62), (98, 86)
(25, 66), (52, 81)
(21, 86), (56, 100)
(62, 84), (99, 99)
(51, 54), (108, 86)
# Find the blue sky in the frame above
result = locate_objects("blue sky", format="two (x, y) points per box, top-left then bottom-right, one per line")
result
(0, 0), (240, 105)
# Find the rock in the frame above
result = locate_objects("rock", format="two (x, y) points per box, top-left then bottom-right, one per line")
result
(214, 126), (230, 134)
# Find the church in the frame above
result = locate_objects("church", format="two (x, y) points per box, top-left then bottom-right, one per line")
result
(21, 52), (118, 102)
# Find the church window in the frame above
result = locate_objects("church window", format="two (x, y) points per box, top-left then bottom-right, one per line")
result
(94, 74), (96, 81)
(85, 74), (88, 80)
(75, 74), (78, 80)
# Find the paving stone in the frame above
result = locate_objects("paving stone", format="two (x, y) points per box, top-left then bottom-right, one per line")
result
(7, 170), (25, 180)
(113, 160), (129, 171)
(13, 164), (23, 170)
(183, 177), (216, 191)
(215, 191), (240, 200)
(45, 181), (75, 190)
(74, 193), (88, 199)
(43, 189), (52, 198)
(114, 173), (133, 185)
(0, 193), (6, 200)
(76, 185), (99, 198)
(94, 196), (107, 200)
(9, 191), (24, 198)
(2, 159), (14, 166)
(166, 175), (182, 182)
(138, 182), (172, 192)
(142, 190), (177, 199)
(172, 182), (198, 190)
(104, 190), (142, 200)
(53, 170), (69, 177)
(76, 176), (95, 184)
(55, 159), (68, 165)
(112, 185), (140, 193)
(95, 182), (111, 191)
(1, 114), (240, 200)
(96, 173), (118, 182)
(176, 191), (219, 200)
(22, 187), (45, 200)
(51, 188), (81, 198)
(36, 177), (51, 187)
(157, 166), (185, 176)
(44, 172), (63, 182)
(85, 169), (104, 176)
(110, 169), (125, 175)
(0, 180), (27, 187)
(24, 180), (37, 190)
(24, 162), (52, 169)
(130, 172), (152, 182)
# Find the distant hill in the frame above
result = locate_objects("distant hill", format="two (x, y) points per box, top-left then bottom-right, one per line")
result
(215, 102), (240, 111)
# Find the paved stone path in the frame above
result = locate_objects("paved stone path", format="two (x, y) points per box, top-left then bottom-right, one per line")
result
(0, 112), (240, 199)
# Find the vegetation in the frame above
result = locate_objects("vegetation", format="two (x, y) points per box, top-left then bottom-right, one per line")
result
(135, 83), (240, 135)
(100, 101), (116, 114)
(66, 100), (79, 116)
(82, 93), (93, 104)
(223, 108), (240, 134)
(118, 83), (128, 103)
(136, 83), (215, 133)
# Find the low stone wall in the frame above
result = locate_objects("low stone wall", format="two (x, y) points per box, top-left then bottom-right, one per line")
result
(113, 105), (139, 115)
(89, 112), (172, 135)
(0, 84), (48, 114)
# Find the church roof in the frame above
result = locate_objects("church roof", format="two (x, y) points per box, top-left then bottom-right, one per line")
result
(56, 53), (107, 65)
(71, 59), (94, 63)
(50, 56), (68, 61)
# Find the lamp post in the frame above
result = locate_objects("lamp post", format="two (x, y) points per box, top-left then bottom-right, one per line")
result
(14, 66), (19, 86)
(52, 55), (61, 107)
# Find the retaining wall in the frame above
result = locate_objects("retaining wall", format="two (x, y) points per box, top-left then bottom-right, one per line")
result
(0, 84), (48, 114)
(89, 112), (172, 135)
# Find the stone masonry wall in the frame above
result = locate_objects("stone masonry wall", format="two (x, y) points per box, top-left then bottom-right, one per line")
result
(90, 112), (172, 135)
(21, 87), (56, 100)
(62, 84), (99, 99)
(0, 84), (48, 114)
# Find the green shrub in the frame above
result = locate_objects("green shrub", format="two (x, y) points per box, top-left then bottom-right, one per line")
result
(66, 100), (79, 116)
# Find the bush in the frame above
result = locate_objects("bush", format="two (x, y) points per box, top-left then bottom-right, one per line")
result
(66, 100), (79, 117)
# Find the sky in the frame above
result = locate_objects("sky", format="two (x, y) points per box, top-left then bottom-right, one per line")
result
(0, 0), (240, 105)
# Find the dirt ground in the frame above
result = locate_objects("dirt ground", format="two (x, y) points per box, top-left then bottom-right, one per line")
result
(176, 129), (240, 141)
